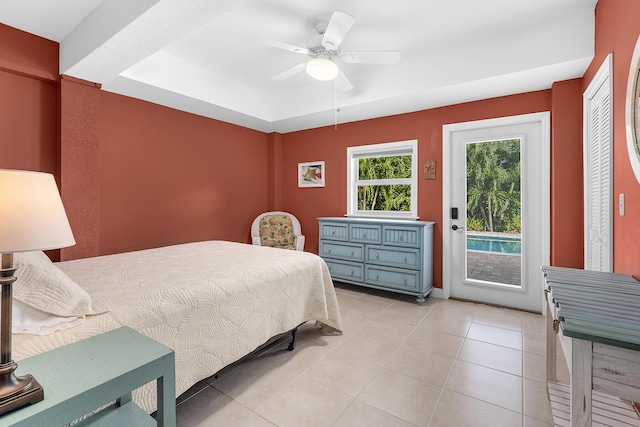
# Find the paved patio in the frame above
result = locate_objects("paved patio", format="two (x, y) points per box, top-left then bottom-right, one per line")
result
(467, 251), (522, 286)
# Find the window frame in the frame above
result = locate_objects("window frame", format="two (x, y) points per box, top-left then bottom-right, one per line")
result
(346, 139), (418, 219)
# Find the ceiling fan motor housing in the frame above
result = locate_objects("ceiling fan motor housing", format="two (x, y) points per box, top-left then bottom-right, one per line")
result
(307, 22), (340, 60)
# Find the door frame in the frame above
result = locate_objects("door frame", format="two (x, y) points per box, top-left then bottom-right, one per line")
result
(442, 112), (551, 309)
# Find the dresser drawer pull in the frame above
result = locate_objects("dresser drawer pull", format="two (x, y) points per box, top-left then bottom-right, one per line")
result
(399, 235), (404, 242)
(376, 274), (379, 281)
(327, 249), (332, 254)
(403, 256), (407, 263)
(351, 251), (355, 256)
(403, 278), (407, 285)
(332, 230), (336, 236)
(351, 270), (355, 276)
(375, 253), (380, 260)
(363, 233), (367, 238)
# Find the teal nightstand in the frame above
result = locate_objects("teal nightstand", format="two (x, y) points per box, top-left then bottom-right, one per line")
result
(1, 326), (176, 426)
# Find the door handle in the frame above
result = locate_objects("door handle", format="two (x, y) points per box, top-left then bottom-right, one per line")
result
(451, 225), (464, 231)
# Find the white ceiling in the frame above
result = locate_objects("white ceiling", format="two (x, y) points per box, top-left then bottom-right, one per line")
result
(1, 0), (597, 133)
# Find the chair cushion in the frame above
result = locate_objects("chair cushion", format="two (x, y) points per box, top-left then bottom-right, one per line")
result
(259, 215), (296, 250)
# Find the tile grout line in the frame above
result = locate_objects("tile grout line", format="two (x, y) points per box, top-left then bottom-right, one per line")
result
(181, 296), (549, 426)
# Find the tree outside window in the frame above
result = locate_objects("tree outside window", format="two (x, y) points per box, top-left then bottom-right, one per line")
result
(466, 139), (521, 234)
(347, 140), (418, 219)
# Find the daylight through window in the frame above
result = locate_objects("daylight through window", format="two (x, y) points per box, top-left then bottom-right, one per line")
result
(347, 140), (418, 218)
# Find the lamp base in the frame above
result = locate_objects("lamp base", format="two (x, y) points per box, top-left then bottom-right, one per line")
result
(0, 361), (44, 416)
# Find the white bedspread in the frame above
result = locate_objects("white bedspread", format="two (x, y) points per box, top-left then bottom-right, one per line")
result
(13, 241), (343, 413)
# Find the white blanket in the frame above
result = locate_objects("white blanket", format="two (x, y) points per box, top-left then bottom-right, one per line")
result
(13, 241), (343, 413)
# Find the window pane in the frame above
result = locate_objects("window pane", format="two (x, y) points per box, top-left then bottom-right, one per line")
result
(465, 139), (522, 287)
(358, 155), (412, 180)
(357, 185), (411, 211)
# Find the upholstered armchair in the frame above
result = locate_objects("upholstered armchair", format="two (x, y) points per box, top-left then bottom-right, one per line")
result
(251, 211), (305, 251)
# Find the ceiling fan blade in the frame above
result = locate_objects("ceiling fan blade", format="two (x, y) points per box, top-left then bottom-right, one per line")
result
(322, 11), (356, 50)
(271, 63), (306, 81)
(336, 70), (353, 92)
(258, 37), (309, 55)
(340, 51), (402, 64)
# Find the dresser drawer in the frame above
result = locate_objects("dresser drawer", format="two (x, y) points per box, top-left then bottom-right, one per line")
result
(325, 260), (365, 283)
(383, 225), (421, 248)
(320, 222), (349, 241)
(320, 241), (364, 262)
(349, 224), (382, 244)
(366, 266), (420, 292)
(366, 245), (420, 270)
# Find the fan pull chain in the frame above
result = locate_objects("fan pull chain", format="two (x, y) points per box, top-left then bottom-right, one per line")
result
(334, 79), (339, 130)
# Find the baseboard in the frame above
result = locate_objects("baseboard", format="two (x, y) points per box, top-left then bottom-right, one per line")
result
(430, 287), (444, 299)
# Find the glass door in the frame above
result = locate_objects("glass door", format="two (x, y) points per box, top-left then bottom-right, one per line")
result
(445, 114), (549, 313)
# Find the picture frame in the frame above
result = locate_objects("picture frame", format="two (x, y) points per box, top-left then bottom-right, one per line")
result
(298, 161), (325, 188)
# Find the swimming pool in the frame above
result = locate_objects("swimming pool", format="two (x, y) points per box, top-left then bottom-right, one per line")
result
(467, 234), (521, 255)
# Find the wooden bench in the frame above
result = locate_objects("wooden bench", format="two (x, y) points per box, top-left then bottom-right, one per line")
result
(542, 266), (640, 427)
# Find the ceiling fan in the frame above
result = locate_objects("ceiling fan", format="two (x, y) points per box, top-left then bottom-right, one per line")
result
(261, 11), (401, 91)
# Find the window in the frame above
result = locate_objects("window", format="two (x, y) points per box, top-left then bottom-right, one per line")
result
(347, 140), (418, 219)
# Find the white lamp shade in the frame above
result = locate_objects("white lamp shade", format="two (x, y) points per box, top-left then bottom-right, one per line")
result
(306, 58), (339, 81)
(0, 169), (75, 253)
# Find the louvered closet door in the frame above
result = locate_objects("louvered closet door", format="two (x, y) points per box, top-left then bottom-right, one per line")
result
(584, 61), (612, 272)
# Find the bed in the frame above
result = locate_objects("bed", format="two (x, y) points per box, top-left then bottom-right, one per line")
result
(10, 240), (343, 413)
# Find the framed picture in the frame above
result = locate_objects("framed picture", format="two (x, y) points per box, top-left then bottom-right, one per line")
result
(298, 161), (325, 188)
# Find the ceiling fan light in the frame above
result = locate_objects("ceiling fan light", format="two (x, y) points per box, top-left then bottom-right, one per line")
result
(306, 58), (339, 81)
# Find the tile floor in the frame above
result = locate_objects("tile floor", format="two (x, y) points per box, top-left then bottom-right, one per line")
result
(174, 283), (569, 426)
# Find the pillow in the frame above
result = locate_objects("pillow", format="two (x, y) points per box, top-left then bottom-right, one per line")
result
(12, 300), (85, 335)
(13, 251), (103, 317)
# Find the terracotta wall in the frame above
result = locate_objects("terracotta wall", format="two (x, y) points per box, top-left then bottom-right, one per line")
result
(0, 24), (61, 260)
(1, 23), (270, 259)
(550, 79), (584, 269)
(97, 91), (269, 255)
(59, 78), (270, 257)
(60, 76), (102, 260)
(581, 0), (640, 278)
(0, 24), (58, 175)
(280, 87), (584, 288)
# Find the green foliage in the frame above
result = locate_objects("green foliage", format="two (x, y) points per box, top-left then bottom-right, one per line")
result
(358, 155), (412, 211)
(503, 212), (521, 234)
(466, 139), (521, 233)
(359, 155), (412, 180)
(466, 216), (484, 231)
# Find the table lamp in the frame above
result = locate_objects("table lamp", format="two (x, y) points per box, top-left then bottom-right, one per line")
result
(0, 169), (75, 415)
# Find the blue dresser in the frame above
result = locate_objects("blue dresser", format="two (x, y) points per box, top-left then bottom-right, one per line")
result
(318, 217), (435, 303)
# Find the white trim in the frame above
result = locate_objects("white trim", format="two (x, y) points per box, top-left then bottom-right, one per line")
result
(626, 39), (640, 183)
(583, 53), (613, 272)
(585, 53), (613, 100)
(442, 126), (453, 299)
(430, 287), (444, 299)
(442, 112), (551, 310)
